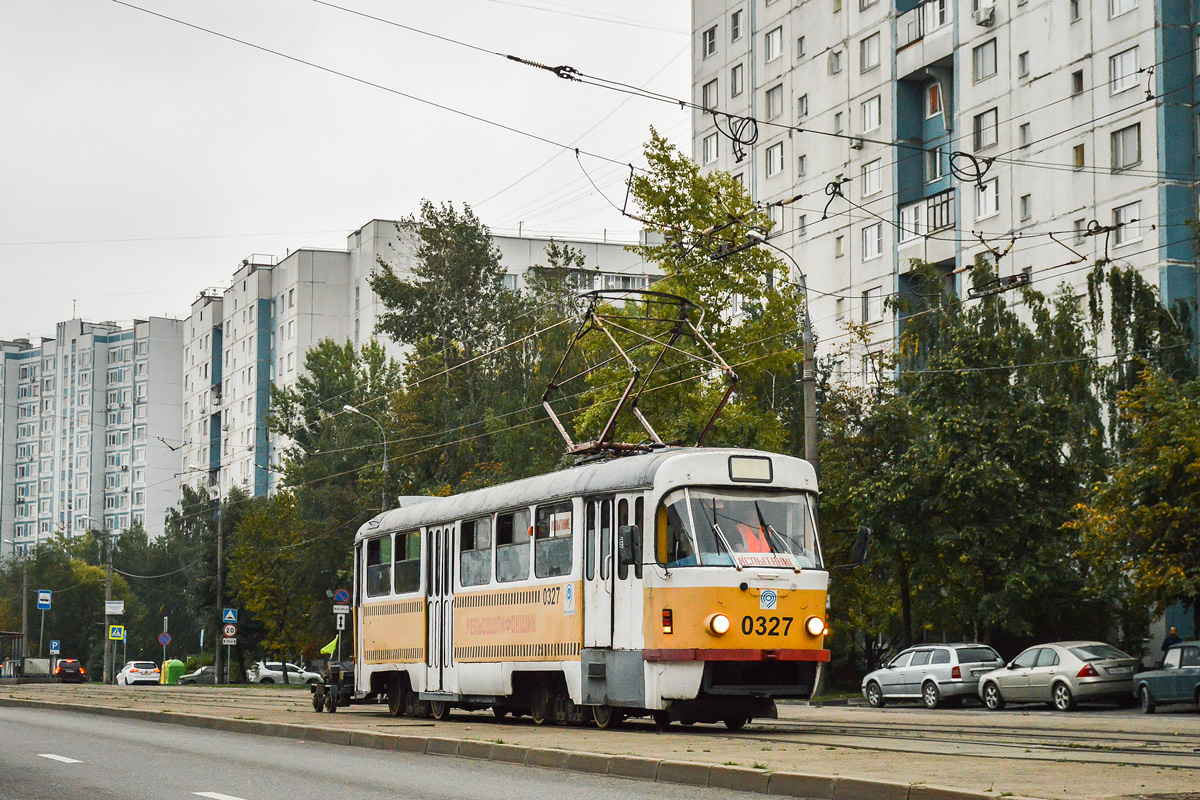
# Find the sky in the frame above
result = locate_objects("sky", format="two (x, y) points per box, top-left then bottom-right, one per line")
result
(0, 0), (691, 340)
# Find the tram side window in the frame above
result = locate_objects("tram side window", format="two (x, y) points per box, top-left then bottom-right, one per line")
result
(534, 501), (573, 578)
(617, 498), (631, 580)
(585, 501), (597, 580)
(393, 530), (421, 594)
(365, 535), (392, 597)
(496, 509), (531, 583)
(460, 517), (492, 587)
(634, 496), (644, 578)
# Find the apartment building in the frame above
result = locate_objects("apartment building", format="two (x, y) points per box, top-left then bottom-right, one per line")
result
(180, 220), (660, 499)
(0, 318), (183, 552)
(693, 0), (1196, 376)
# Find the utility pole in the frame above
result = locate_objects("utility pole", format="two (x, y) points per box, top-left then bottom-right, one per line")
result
(20, 557), (28, 659)
(215, 489), (224, 684)
(103, 533), (113, 684)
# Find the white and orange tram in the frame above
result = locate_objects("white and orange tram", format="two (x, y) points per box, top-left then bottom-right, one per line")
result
(344, 446), (829, 729)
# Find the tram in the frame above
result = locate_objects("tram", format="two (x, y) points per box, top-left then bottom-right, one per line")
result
(338, 446), (828, 729)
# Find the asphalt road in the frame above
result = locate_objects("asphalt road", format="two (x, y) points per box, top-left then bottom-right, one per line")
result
(0, 707), (759, 800)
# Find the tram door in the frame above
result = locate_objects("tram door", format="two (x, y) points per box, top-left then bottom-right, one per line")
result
(610, 495), (642, 649)
(583, 498), (613, 648)
(425, 526), (455, 693)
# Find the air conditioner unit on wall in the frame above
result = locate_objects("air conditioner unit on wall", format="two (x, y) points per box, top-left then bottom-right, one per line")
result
(975, 0), (995, 25)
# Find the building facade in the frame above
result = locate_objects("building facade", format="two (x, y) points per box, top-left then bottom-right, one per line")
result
(180, 220), (661, 499)
(692, 0), (1196, 376)
(0, 318), (183, 552)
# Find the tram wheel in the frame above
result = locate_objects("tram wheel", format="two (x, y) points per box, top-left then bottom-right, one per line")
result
(591, 704), (621, 730)
(921, 681), (942, 709)
(1052, 683), (1076, 712)
(311, 690), (325, 713)
(386, 677), (404, 717)
(529, 683), (554, 726)
(324, 690), (338, 713)
(865, 681), (886, 708)
(430, 700), (451, 720)
(1139, 685), (1156, 714)
(722, 716), (748, 731)
(492, 706), (509, 721)
(982, 682), (1005, 711)
(652, 710), (671, 731)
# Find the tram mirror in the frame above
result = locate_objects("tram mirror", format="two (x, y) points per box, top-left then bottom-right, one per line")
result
(617, 525), (639, 567)
(852, 527), (872, 566)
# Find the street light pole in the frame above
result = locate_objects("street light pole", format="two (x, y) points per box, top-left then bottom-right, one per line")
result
(343, 404), (388, 513)
(187, 465), (224, 685)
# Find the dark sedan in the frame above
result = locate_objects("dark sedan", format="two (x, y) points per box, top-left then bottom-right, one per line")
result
(54, 658), (86, 683)
(178, 666), (217, 685)
(1134, 640), (1200, 713)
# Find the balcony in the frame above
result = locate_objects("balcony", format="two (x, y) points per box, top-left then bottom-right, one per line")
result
(896, 0), (954, 78)
(897, 189), (956, 265)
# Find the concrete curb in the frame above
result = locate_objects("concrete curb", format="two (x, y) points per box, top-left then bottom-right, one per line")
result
(0, 696), (1025, 799)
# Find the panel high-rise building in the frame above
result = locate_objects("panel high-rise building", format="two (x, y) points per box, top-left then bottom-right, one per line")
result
(0, 318), (183, 552)
(692, 0), (1195, 377)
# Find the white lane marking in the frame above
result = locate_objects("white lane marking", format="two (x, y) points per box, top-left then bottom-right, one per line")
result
(38, 754), (82, 763)
(194, 794), (252, 800)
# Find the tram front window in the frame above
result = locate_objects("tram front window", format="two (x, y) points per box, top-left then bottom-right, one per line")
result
(655, 488), (821, 569)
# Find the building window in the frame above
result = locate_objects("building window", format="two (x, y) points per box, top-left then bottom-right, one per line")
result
(1020, 123), (1031, 147)
(730, 9), (742, 41)
(862, 287), (882, 322)
(766, 84), (784, 119)
(835, 236), (845, 257)
(1110, 47), (1139, 93)
(796, 36), (805, 58)
(861, 159), (882, 196)
(834, 111), (844, 134)
(829, 49), (843, 74)
(975, 178), (1000, 219)
(797, 214), (807, 236)
(861, 0), (878, 7)
(899, 203), (926, 243)
(1111, 123), (1141, 171)
(797, 154), (807, 176)
(862, 223), (883, 260)
(702, 79), (718, 110)
(861, 95), (881, 132)
(1073, 218), (1088, 244)
(765, 26), (783, 62)
(1070, 0), (1081, 19)
(1071, 70), (1084, 95)
(703, 133), (719, 164)
(730, 63), (744, 97)
(1018, 51), (1029, 78)
(766, 142), (784, 176)
(926, 82), (942, 118)
(860, 32), (880, 72)
(703, 26), (718, 57)
(924, 146), (945, 183)
(1113, 201), (1142, 245)
(834, 0), (842, 11)
(1068, 143), (1085, 169)
(1109, 0), (1137, 17)
(1020, 194), (1032, 220)
(973, 108), (998, 150)
(973, 39), (997, 82)
(797, 93), (808, 118)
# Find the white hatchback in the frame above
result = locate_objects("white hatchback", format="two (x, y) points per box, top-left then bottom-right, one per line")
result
(116, 660), (161, 686)
(248, 661), (321, 685)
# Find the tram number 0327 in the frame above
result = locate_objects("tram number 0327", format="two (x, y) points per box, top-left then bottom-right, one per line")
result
(741, 615), (794, 636)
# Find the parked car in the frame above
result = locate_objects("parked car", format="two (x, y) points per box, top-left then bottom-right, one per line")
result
(1133, 640), (1200, 713)
(54, 658), (86, 683)
(862, 643), (1005, 708)
(978, 641), (1138, 711)
(116, 660), (161, 686)
(178, 666), (217, 685)
(248, 661), (321, 685)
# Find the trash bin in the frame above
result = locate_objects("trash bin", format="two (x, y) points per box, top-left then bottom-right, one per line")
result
(163, 658), (186, 685)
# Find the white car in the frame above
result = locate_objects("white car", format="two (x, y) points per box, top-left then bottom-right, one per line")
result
(116, 660), (160, 686)
(248, 661), (321, 685)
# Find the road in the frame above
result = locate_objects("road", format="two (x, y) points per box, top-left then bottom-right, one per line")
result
(0, 706), (759, 800)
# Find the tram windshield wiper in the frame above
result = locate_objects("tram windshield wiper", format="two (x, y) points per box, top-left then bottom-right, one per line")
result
(710, 499), (743, 571)
(756, 501), (801, 572)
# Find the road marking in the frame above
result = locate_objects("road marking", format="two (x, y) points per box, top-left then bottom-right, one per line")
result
(38, 754), (81, 763)
(194, 794), (252, 800)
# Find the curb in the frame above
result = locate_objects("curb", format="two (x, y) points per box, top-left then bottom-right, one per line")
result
(0, 696), (1022, 799)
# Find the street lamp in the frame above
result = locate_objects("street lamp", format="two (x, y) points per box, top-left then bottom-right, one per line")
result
(186, 465), (225, 685)
(343, 404), (389, 513)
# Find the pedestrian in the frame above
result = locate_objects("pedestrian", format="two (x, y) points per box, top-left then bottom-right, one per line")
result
(1162, 626), (1181, 654)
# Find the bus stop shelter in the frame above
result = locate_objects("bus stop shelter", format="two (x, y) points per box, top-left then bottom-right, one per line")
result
(1, 631), (26, 679)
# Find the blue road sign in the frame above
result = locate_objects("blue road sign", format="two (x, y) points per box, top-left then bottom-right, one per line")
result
(109, 625), (125, 640)
(158, 632), (171, 646)
(36, 590), (51, 611)
(222, 608), (238, 623)
(49, 640), (60, 655)
(333, 588), (349, 605)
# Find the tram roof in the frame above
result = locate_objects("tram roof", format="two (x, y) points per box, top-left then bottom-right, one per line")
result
(357, 447), (806, 540)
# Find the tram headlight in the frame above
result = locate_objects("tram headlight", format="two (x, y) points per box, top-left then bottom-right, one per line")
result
(805, 615), (825, 637)
(705, 613), (731, 636)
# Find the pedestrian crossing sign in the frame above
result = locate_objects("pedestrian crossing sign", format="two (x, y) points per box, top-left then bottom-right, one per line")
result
(108, 625), (125, 641)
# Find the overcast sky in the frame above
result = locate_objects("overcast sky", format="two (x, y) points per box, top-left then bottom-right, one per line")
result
(0, 0), (690, 339)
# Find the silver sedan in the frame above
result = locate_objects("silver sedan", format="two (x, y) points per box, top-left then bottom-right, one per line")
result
(978, 641), (1138, 711)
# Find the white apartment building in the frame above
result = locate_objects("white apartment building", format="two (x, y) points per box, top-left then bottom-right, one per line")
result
(693, 0), (1196, 376)
(0, 318), (183, 552)
(180, 220), (660, 499)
